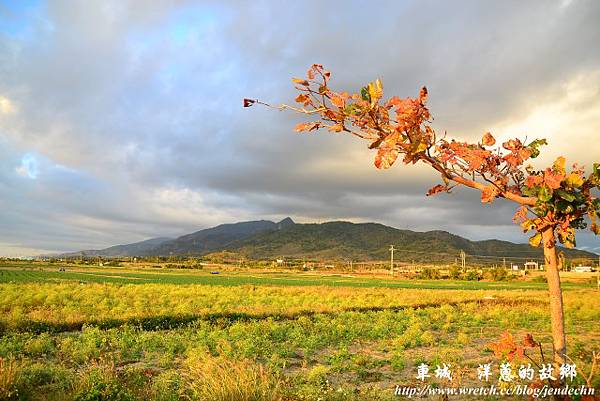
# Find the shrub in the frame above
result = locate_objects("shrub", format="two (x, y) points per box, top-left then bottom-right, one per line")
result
(17, 362), (73, 392)
(306, 365), (329, 385)
(419, 267), (440, 280)
(487, 268), (508, 281)
(182, 353), (283, 401)
(448, 266), (462, 279)
(464, 270), (481, 281)
(74, 363), (134, 401)
(0, 358), (20, 401)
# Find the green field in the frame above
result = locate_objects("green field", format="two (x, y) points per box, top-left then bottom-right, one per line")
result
(0, 265), (594, 290)
(0, 264), (598, 400)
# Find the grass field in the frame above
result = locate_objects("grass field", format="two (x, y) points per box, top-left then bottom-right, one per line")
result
(0, 263), (598, 400)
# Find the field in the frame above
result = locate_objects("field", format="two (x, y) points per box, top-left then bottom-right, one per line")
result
(0, 263), (599, 400)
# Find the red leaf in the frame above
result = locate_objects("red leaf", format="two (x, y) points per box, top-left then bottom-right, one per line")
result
(426, 185), (447, 196)
(419, 86), (428, 104)
(522, 333), (538, 348)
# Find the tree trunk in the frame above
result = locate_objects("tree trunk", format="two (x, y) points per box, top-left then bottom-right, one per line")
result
(541, 227), (567, 367)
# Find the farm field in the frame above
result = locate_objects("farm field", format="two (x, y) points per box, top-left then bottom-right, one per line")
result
(0, 264), (599, 400)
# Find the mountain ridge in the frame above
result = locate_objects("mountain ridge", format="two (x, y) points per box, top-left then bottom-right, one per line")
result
(58, 218), (598, 262)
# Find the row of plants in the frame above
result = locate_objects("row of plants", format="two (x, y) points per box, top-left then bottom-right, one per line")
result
(1, 290), (598, 400)
(0, 283), (547, 334)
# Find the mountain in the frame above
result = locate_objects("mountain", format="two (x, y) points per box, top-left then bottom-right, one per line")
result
(62, 218), (598, 262)
(60, 237), (172, 257)
(145, 219), (287, 256)
(225, 221), (597, 262)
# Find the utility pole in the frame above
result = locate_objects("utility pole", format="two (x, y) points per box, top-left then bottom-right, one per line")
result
(389, 245), (395, 275)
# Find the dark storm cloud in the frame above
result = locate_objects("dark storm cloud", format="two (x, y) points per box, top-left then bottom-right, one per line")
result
(0, 0), (599, 254)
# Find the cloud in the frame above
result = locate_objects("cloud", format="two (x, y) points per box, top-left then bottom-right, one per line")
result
(0, 0), (599, 255)
(0, 95), (15, 114)
(15, 153), (38, 178)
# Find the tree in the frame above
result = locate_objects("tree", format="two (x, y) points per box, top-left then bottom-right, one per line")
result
(245, 64), (600, 367)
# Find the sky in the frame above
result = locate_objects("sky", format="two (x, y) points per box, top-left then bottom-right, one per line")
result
(0, 0), (599, 256)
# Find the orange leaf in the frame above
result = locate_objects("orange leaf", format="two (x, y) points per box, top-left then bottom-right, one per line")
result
(481, 185), (498, 203)
(543, 168), (564, 189)
(374, 147), (399, 169)
(294, 122), (320, 132)
(294, 123), (309, 132)
(502, 139), (523, 151)
(328, 124), (343, 132)
(482, 132), (496, 146)
(292, 78), (309, 86)
(512, 206), (528, 223)
(330, 93), (345, 108)
(295, 94), (309, 104)
(524, 175), (543, 188)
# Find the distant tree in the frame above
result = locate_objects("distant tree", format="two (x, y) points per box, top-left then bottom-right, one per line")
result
(245, 64), (600, 366)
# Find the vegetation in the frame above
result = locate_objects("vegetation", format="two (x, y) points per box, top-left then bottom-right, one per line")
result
(0, 265), (598, 399)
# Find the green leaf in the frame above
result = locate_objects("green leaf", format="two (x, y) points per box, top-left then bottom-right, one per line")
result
(538, 185), (553, 202)
(360, 86), (371, 102)
(527, 138), (548, 159)
(522, 186), (538, 197)
(555, 189), (575, 202)
(344, 104), (362, 116)
(556, 200), (574, 214)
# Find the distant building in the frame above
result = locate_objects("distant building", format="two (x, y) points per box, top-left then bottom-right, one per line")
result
(524, 261), (540, 270)
(574, 265), (595, 273)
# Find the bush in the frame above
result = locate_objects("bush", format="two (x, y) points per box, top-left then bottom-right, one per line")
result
(182, 353), (283, 401)
(464, 270), (481, 281)
(448, 266), (462, 279)
(419, 267), (440, 280)
(487, 268), (508, 281)
(0, 358), (20, 401)
(74, 363), (134, 401)
(17, 362), (73, 392)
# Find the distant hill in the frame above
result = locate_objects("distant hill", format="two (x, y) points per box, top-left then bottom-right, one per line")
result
(61, 218), (598, 262)
(145, 219), (291, 256)
(61, 237), (172, 257)
(225, 221), (597, 262)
